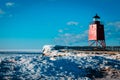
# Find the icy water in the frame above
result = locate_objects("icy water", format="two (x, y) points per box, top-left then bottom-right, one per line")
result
(0, 52), (120, 80)
(0, 52), (40, 58)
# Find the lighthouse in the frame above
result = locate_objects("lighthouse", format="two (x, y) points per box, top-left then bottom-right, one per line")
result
(88, 14), (106, 48)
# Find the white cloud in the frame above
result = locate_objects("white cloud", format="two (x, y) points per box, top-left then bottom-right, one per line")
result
(107, 21), (120, 28)
(6, 2), (15, 7)
(105, 21), (120, 41)
(0, 9), (5, 14)
(0, 2), (15, 18)
(75, 30), (88, 40)
(55, 22), (86, 45)
(67, 21), (79, 26)
(64, 33), (71, 37)
(0, 9), (5, 17)
(54, 30), (88, 45)
(8, 14), (13, 18)
(58, 29), (63, 33)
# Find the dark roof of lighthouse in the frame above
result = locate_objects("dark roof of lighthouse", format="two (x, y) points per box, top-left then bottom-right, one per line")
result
(93, 14), (100, 19)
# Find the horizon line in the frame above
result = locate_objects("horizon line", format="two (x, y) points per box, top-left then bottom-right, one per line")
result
(0, 49), (41, 52)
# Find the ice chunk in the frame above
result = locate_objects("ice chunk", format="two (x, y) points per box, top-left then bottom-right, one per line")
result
(50, 57), (56, 61)
(0, 52), (120, 80)
(42, 45), (55, 53)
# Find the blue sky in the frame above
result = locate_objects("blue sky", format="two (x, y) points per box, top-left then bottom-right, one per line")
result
(0, 0), (120, 49)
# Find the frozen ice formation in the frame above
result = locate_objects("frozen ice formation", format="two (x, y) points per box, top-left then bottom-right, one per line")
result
(0, 52), (120, 80)
(42, 45), (55, 53)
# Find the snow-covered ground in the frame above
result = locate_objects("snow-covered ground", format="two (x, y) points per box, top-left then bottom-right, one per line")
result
(0, 45), (120, 80)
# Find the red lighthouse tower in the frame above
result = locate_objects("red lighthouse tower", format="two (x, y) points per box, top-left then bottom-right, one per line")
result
(88, 14), (106, 48)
